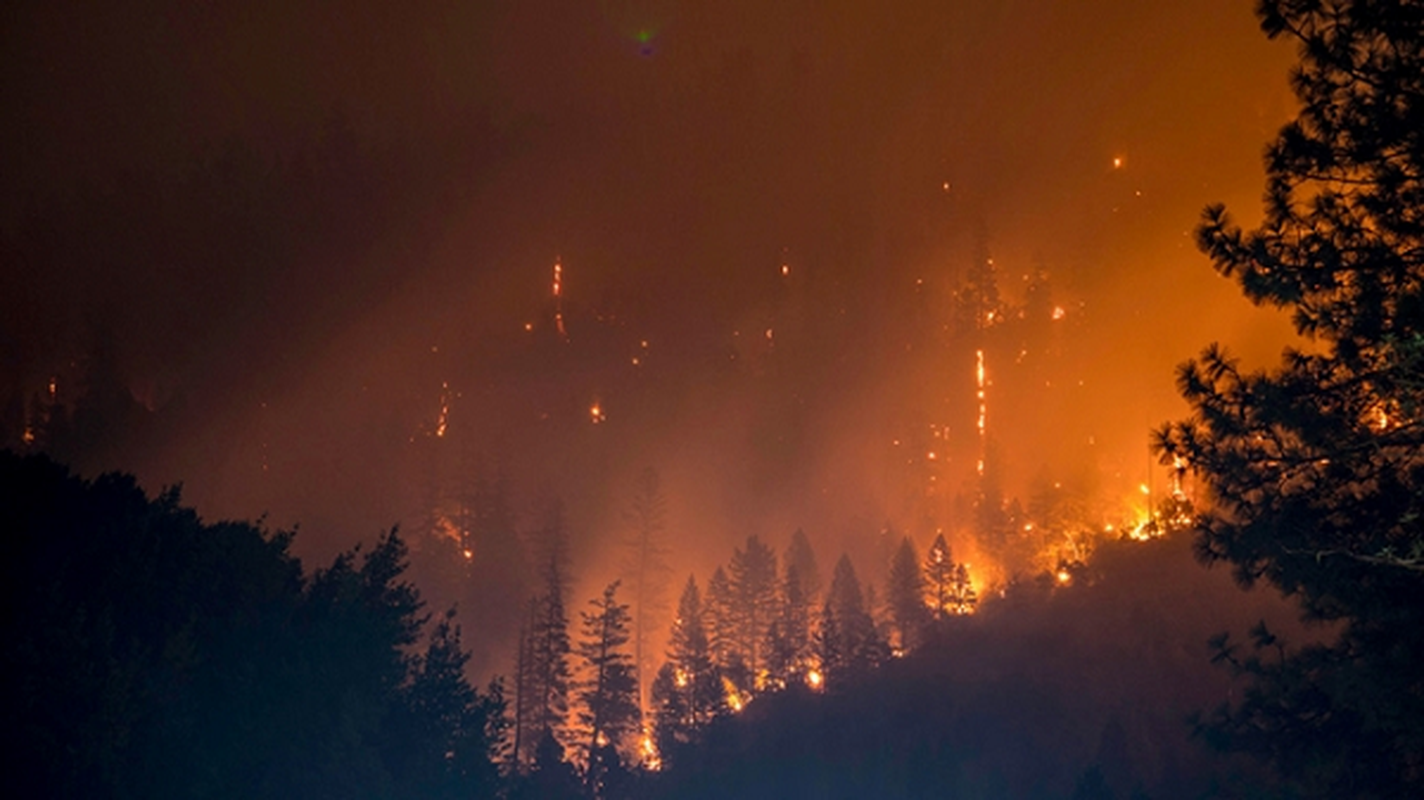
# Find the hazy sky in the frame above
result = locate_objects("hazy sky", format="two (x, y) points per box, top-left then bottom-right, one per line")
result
(2, 0), (1305, 605)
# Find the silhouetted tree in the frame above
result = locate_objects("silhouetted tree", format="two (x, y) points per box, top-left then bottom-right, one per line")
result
(519, 501), (574, 763)
(886, 536), (929, 651)
(1155, 2), (1424, 795)
(0, 453), (506, 798)
(728, 535), (778, 684)
(784, 527), (823, 604)
(576, 581), (640, 791)
(663, 576), (721, 730)
(816, 555), (883, 685)
(700, 566), (734, 671)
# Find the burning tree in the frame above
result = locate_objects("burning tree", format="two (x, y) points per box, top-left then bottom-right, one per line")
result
(651, 576), (723, 759)
(1156, 1), (1424, 795)
(923, 533), (955, 621)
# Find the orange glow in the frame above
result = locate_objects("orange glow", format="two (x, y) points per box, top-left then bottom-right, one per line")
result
(806, 669), (824, 690)
(1052, 305), (1066, 320)
(781, 264), (790, 277)
(1056, 569), (1072, 585)
(1112, 155), (1124, 169)
(590, 402), (606, 424)
(462, 548), (473, 560)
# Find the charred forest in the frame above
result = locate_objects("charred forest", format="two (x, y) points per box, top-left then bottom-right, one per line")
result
(3, 0), (1423, 798)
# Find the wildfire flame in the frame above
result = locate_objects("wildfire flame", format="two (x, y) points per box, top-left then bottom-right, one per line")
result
(640, 731), (662, 771)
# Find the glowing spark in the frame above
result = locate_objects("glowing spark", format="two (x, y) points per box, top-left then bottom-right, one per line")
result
(1052, 305), (1066, 320)
(524, 322), (534, 332)
(590, 403), (606, 424)
(48, 377), (57, 398)
(927, 451), (937, 461)
(674, 669), (689, 688)
(435, 382), (451, 437)
(806, 669), (824, 690)
(1112, 156), (1124, 169)
(1139, 483), (1150, 495)
(552, 259), (568, 339)
(462, 549), (473, 560)
(942, 181), (951, 191)
(765, 328), (774, 340)
(21, 427), (35, 445)
(781, 264), (790, 277)
(1056, 569), (1072, 585)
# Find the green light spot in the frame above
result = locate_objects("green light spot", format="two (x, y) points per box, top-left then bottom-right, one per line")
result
(636, 29), (653, 44)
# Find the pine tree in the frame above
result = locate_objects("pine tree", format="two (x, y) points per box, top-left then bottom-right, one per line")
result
(664, 576), (721, 727)
(728, 535), (779, 685)
(816, 555), (882, 685)
(924, 533), (954, 621)
(785, 528), (823, 604)
(779, 557), (815, 683)
(1155, 2), (1424, 795)
(704, 566), (737, 672)
(518, 501), (573, 764)
(576, 581), (640, 790)
(621, 467), (673, 716)
(886, 536), (929, 652)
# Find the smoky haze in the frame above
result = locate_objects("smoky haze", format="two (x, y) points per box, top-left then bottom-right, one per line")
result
(3, 0), (1302, 676)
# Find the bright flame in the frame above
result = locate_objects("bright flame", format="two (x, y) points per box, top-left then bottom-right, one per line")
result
(1056, 569), (1072, 585)
(462, 548), (473, 560)
(722, 676), (747, 712)
(781, 264), (790, 277)
(806, 669), (824, 690)
(640, 732), (662, 771)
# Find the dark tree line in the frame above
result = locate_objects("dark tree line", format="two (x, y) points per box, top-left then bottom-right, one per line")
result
(0, 451), (505, 799)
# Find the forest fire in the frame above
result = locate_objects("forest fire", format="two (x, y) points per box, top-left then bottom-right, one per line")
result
(7, 0), (1419, 796)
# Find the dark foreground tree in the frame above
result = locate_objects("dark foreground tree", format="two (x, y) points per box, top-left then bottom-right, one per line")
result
(0, 452), (505, 798)
(1156, 1), (1424, 795)
(576, 581), (641, 790)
